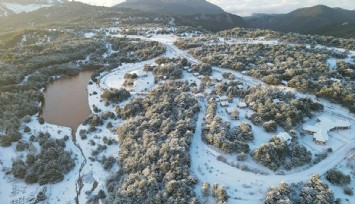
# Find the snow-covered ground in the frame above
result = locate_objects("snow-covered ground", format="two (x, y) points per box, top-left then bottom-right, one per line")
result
(0, 115), (83, 204)
(1, 30), (354, 204)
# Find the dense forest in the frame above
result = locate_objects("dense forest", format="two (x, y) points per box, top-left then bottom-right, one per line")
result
(175, 28), (355, 113)
(106, 81), (200, 203)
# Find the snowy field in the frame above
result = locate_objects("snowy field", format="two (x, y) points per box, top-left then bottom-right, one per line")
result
(1, 29), (354, 203)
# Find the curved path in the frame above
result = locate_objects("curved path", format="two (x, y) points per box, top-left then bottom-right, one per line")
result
(108, 34), (355, 203)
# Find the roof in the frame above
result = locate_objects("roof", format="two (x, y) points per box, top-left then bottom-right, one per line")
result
(220, 101), (229, 107)
(238, 101), (247, 108)
(276, 132), (292, 141)
(303, 116), (351, 143)
(219, 96), (228, 101)
(226, 108), (236, 114)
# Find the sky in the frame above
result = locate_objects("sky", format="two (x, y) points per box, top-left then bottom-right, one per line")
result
(75, 0), (355, 16)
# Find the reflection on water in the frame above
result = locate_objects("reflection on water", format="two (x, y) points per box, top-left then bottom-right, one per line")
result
(42, 71), (94, 137)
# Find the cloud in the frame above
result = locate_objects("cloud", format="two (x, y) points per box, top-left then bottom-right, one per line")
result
(74, 0), (355, 16)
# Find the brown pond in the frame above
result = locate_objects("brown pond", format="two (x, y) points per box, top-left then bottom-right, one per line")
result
(42, 71), (94, 137)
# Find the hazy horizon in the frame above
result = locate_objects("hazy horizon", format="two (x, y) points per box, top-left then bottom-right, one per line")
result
(74, 0), (355, 16)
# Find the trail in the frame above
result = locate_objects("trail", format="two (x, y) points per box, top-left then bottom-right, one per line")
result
(73, 130), (87, 204)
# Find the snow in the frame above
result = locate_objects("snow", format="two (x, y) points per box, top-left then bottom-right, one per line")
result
(327, 57), (338, 70)
(1, 29), (355, 204)
(0, 115), (83, 204)
(0, 5), (9, 17)
(84, 32), (96, 39)
(303, 116), (352, 143)
(276, 132), (292, 141)
(3, 3), (52, 14)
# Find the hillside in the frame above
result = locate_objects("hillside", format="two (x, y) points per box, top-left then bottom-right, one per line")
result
(0, 1), (246, 33)
(115, 0), (247, 31)
(116, 0), (225, 15)
(246, 5), (355, 38)
(0, 0), (67, 17)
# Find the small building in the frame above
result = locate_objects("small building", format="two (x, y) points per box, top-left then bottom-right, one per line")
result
(219, 96), (228, 102)
(237, 101), (247, 108)
(273, 99), (281, 103)
(330, 77), (341, 83)
(237, 85), (245, 89)
(276, 132), (292, 142)
(281, 80), (288, 86)
(303, 116), (351, 145)
(220, 101), (229, 107)
(211, 76), (223, 82)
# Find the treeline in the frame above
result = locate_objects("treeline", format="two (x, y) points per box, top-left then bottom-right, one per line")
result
(11, 132), (75, 185)
(265, 175), (334, 204)
(218, 28), (355, 50)
(0, 28), (166, 147)
(144, 57), (188, 80)
(176, 31), (355, 113)
(202, 99), (253, 154)
(245, 87), (323, 131)
(106, 81), (200, 203)
(108, 37), (165, 64)
(253, 137), (312, 171)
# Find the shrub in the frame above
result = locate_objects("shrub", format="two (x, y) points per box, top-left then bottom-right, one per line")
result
(24, 125), (31, 133)
(343, 186), (353, 196)
(326, 169), (351, 185)
(101, 88), (131, 103)
(263, 120), (278, 132)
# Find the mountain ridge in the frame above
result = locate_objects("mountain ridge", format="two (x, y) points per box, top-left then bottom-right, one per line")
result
(115, 0), (225, 16)
(245, 5), (355, 38)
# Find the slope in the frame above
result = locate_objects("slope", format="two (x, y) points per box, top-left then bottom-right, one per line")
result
(246, 5), (355, 38)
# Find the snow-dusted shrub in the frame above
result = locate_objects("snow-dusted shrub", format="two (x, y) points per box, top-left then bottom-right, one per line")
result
(253, 137), (287, 171)
(191, 63), (212, 76)
(11, 132), (75, 185)
(201, 182), (211, 197)
(15, 140), (29, 151)
(343, 186), (353, 195)
(101, 88), (131, 104)
(325, 168), (351, 186)
(263, 120), (278, 132)
(298, 174), (334, 204)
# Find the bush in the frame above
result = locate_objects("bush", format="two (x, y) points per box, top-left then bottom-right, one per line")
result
(253, 137), (287, 171)
(24, 125), (31, 133)
(263, 120), (278, 132)
(101, 88), (131, 103)
(201, 182), (211, 197)
(343, 186), (353, 196)
(11, 160), (27, 179)
(16, 140), (29, 151)
(326, 169), (351, 185)
(11, 134), (75, 185)
(38, 117), (45, 124)
(23, 115), (32, 123)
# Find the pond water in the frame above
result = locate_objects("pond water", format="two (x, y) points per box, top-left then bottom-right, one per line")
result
(42, 71), (94, 137)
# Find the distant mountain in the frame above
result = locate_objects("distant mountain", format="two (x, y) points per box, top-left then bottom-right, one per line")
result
(115, 0), (247, 31)
(115, 0), (225, 15)
(0, 2), (115, 31)
(0, 0), (246, 33)
(0, 0), (66, 17)
(246, 5), (355, 38)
